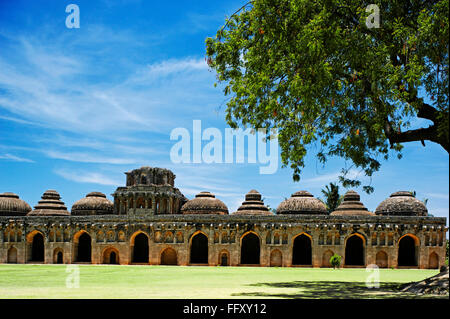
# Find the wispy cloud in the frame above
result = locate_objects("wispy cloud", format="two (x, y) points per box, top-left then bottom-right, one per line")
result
(0, 153), (34, 163)
(44, 150), (141, 165)
(54, 169), (122, 186)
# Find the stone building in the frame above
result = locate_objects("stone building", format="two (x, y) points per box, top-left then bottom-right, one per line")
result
(0, 166), (447, 269)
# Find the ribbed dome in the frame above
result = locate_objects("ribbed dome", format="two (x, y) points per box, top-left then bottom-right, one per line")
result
(181, 191), (228, 215)
(71, 192), (114, 216)
(276, 190), (327, 215)
(330, 190), (374, 216)
(0, 192), (32, 216)
(27, 190), (70, 216)
(233, 190), (272, 216)
(375, 191), (428, 216)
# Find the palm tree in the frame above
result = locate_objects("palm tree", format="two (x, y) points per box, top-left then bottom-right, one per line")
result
(321, 182), (343, 214)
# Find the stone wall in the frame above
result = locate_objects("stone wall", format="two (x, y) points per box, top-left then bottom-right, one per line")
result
(0, 214), (447, 269)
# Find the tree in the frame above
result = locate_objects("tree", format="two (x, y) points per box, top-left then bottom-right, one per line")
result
(330, 254), (342, 269)
(206, 0), (449, 193)
(321, 182), (343, 213)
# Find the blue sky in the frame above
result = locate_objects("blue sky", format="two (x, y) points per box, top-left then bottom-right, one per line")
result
(0, 0), (448, 226)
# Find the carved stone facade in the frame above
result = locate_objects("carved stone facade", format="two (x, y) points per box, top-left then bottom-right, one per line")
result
(0, 167), (447, 269)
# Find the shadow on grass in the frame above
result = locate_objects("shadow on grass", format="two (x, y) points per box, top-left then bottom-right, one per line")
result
(232, 281), (447, 299)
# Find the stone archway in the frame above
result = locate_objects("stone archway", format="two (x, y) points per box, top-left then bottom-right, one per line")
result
(31, 232), (45, 262)
(76, 232), (92, 262)
(103, 247), (120, 264)
(345, 234), (365, 266)
(161, 247), (177, 265)
(376, 251), (388, 268)
(429, 252), (439, 269)
(398, 235), (417, 267)
(53, 249), (64, 264)
(270, 249), (282, 267)
(219, 251), (229, 266)
(292, 233), (312, 265)
(132, 233), (149, 263)
(7, 247), (17, 263)
(322, 250), (334, 267)
(190, 232), (208, 264)
(240, 232), (260, 265)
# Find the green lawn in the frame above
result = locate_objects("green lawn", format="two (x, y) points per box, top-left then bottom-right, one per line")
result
(0, 264), (445, 299)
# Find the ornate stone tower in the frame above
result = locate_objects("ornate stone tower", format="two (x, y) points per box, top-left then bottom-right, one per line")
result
(112, 166), (187, 216)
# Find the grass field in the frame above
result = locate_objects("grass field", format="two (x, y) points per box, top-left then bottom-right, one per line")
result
(0, 264), (445, 299)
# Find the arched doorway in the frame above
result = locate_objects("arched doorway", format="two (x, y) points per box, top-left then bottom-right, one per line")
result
(57, 252), (63, 264)
(398, 235), (417, 267)
(31, 233), (44, 262)
(110, 252), (117, 264)
(270, 249), (282, 267)
(132, 233), (149, 263)
(190, 232), (208, 264)
(322, 250), (334, 267)
(292, 234), (312, 265)
(102, 247), (119, 264)
(7, 247), (17, 263)
(76, 233), (92, 262)
(376, 251), (388, 268)
(219, 251), (229, 266)
(429, 252), (439, 269)
(161, 248), (177, 265)
(345, 234), (365, 266)
(53, 249), (63, 264)
(240, 232), (260, 265)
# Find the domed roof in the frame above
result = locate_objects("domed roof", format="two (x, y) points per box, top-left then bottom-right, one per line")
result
(71, 192), (114, 215)
(181, 191), (228, 215)
(330, 190), (374, 216)
(0, 192), (32, 216)
(27, 190), (70, 216)
(233, 190), (272, 216)
(375, 191), (428, 216)
(276, 190), (327, 215)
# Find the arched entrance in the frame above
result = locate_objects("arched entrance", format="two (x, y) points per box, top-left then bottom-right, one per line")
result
(345, 234), (365, 266)
(132, 233), (149, 263)
(190, 232), (208, 264)
(31, 233), (44, 262)
(161, 248), (177, 265)
(102, 247), (119, 264)
(7, 247), (17, 263)
(270, 249), (282, 267)
(322, 250), (334, 267)
(376, 251), (388, 268)
(219, 251), (229, 266)
(398, 235), (417, 267)
(429, 252), (439, 269)
(292, 234), (312, 265)
(240, 232), (260, 265)
(53, 249), (64, 264)
(76, 232), (92, 262)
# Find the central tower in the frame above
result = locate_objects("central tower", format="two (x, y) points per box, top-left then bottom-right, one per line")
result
(112, 166), (187, 216)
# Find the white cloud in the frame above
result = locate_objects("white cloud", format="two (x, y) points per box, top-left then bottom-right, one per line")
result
(54, 169), (122, 186)
(0, 153), (34, 163)
(44, 150), (141, 165)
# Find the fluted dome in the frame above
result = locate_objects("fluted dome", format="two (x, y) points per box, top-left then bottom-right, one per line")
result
(181, 192), (228, 215)
(330, 190), (374, 216)
(27, 190), (70, 216)
(71, 192), (114, 216)
(233, 190), (272, 216)
(375, 191), (428, 216)
(0, 192), (32, 216)
(276, 190), (327, 215)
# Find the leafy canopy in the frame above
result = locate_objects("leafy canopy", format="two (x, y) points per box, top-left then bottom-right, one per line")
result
(206, 0), (449, 193)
